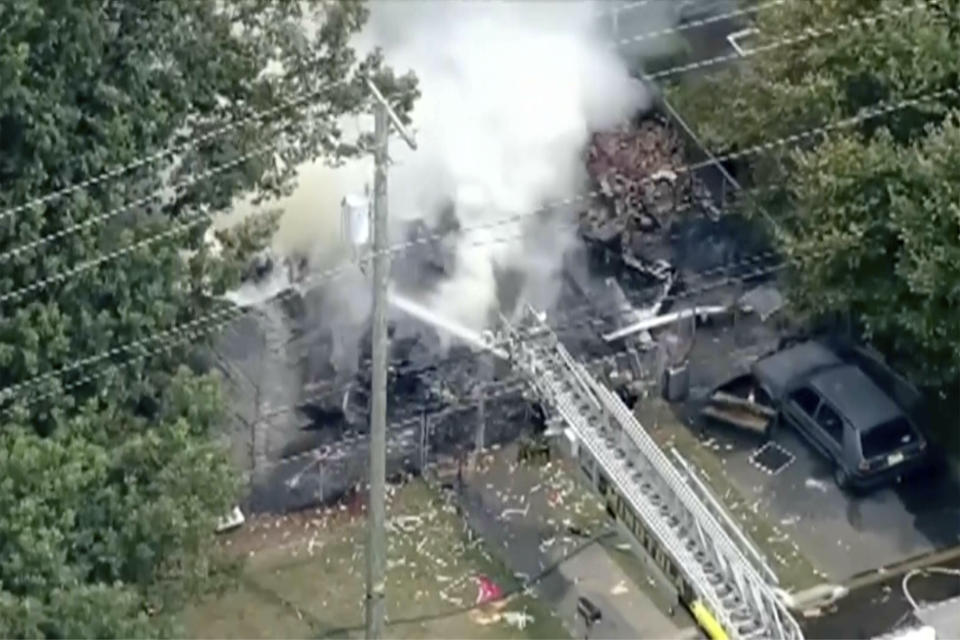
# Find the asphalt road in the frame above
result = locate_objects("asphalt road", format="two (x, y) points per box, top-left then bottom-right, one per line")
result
(455, 445), (696, 639)
(699, 422), (960, 581)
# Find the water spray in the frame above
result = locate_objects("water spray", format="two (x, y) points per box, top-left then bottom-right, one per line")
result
(387, 290), (509, 360)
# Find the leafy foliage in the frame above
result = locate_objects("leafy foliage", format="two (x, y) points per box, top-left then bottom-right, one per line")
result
(0, 0), (417, 634)
(666, 0), (960, 385)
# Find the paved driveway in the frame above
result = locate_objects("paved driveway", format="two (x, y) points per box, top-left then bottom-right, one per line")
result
(686, 403), (960, 581)
(661, 316), (960, 583)
(457, 445), (698, 639)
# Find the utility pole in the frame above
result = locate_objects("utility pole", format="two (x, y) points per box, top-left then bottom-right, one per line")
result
(364, 78), (416, 640)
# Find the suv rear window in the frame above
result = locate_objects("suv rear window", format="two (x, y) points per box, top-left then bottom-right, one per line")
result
(860, 417), (915, 459)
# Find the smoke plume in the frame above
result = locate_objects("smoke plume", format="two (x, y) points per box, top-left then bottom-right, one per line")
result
(371, 1), (647, 329)
(229, 1), (652, 352)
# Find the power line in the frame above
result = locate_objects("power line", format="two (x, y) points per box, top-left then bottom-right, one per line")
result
(597, 0), (654, 18)
(0, 78), (350, 225)
(11, 246), (781, 474)
(0, 0), (920, 294)
(646, 1), (928, 79)
(0, 140), (279, 264)
(2, 82), (950, 311)
(2, 76), (951, 405)
(0, 248), (788, 416)
(0, 0), (906, 233)
(613, 0), (787, 48)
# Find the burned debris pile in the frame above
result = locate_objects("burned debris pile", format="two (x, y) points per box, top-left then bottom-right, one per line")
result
(587, 116), (688, 225)
(580, 116), (718, 271)
(225, 111), (779, 514)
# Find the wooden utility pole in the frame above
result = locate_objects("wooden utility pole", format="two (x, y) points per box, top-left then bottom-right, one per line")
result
(364, 79), (416, 640)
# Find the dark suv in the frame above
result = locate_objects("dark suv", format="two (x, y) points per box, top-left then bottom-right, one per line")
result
(752, 342), (927, 490)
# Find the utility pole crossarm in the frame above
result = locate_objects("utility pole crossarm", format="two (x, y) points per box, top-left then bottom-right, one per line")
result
(365, 79), (417, 151)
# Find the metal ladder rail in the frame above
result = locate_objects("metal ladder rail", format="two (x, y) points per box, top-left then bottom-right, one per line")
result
(523, 344), (748, 632)
(542, 339), (798, 638)
(536, 361), (749, 637)
(502, 315), (800, 638)
(587, 376), (800, 638)
(570, 358), (801, 639)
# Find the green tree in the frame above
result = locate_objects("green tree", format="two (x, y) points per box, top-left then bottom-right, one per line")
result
(0, 0), (417, 635)
(666, 0), (960, 386)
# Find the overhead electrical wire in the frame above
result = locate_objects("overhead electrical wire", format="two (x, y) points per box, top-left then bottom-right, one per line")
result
(0, 77), (352, 225)
(0, 140), (279, 264)
(0, 80), (951, 311)
(645, 1), (928, 79)
(612, 0), (788, 48)
(597, 0), (654, 17)
(0, 6), (949, 408)
(0, 0), (908, 236)
(0, 251), (789, 417)
(0, 0), (918, 312)
(0, 80), (943, 405)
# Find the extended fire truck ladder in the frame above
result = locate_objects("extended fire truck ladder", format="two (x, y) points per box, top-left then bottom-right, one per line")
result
(500, 308), (804, 640)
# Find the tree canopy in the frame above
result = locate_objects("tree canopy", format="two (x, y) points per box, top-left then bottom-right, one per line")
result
(0, 0), (416, 635)
(666, 0), (960, 386)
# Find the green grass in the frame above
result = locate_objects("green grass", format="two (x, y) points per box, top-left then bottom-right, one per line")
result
(185, 480), (568, 639)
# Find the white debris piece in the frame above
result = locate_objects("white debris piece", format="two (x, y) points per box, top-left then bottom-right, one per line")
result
(804, 478), (830, 493)
(501, 504), (530, 519)
(503, 610), (535, 630)
(611, 580), (629, 595)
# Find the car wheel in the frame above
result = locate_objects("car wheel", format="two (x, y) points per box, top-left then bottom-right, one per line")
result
(833, 465), (851, 490)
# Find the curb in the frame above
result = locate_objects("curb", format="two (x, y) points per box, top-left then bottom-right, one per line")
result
(781, 544), (960, 614)
(843, 544), (960, 592)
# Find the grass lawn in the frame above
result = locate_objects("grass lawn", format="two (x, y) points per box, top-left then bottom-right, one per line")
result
(185, 480), (568, 639)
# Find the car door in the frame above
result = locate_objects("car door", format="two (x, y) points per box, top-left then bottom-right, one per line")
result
(784, 386), (826, 454)
(811, 402), (845, 466)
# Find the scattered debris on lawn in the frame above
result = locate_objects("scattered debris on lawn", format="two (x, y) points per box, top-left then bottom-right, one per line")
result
(190, 480), (565, 639)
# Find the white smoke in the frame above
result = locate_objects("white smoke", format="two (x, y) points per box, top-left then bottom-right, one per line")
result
(366, 0), (648, 331)
(227, 0), (651, 343)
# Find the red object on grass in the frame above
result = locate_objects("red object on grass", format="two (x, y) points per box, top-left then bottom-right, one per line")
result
(475, 575), (503, 604)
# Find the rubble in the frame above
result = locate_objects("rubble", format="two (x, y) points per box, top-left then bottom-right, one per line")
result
(582, 116), (714, 267)
(586, 117), (689, 225)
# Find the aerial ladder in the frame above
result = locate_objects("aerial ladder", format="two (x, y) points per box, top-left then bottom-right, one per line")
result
(499, 306), (804, 640)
